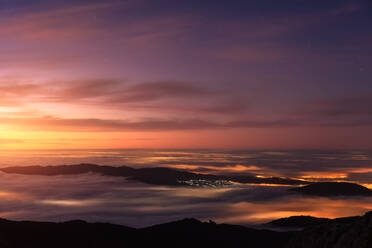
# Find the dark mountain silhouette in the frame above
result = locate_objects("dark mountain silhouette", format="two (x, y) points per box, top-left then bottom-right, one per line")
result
(0, 212), (371, 248)
(0, 218), (135, 248)
(0, 217), (293, 248)
(0, 163), (306, 186)
(290, 182), (372, 196)
(141, 218), (292, 248)
(266, 215), (360, 230)
(287, 211), (372, 248)
(266, 216), (330, 229)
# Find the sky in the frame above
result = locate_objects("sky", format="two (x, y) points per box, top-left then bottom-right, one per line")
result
(0, 0), (371, 149)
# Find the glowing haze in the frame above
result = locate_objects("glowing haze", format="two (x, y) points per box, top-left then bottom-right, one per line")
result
(1, 0), (371, 149)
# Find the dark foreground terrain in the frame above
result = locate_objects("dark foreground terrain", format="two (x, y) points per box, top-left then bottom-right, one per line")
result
(0, 217), (290, 248)
(0, 211), (371, 248)
(286, 211), (372, 248)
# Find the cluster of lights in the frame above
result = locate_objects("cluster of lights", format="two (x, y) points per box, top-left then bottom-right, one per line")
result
(179, 179), (234, 187)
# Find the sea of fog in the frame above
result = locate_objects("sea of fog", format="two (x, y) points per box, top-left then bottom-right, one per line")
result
(0, 149), (371, 227)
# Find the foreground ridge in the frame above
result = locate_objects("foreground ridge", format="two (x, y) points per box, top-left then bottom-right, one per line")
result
(0, 217), (290, 248)
(287, 211), (372, 248)
(0, 211), (371, 248)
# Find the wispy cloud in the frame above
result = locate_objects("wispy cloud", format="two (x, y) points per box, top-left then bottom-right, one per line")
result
(3, 114), (372, 133)
(0, 1), (137, 41)
(0, 78), (249, 117)
(2, 76), (372, 132)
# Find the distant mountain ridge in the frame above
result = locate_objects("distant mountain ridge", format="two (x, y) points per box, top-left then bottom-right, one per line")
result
(266, 215), (361, 229)
(0, 163), (306, 186)
(290, 182), (372, 196)
(266, 216), (330, 229)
